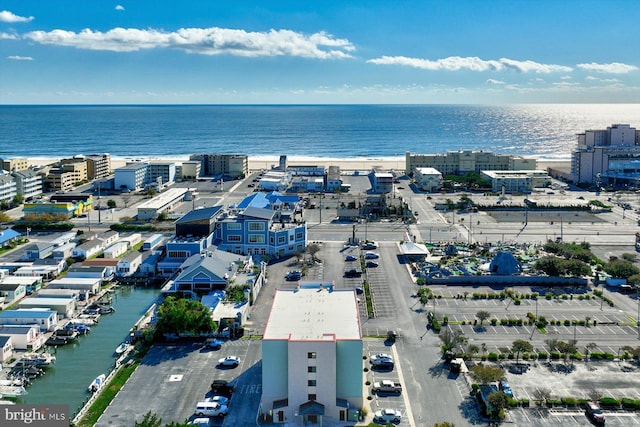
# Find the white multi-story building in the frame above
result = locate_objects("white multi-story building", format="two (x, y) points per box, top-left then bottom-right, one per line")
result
(406, 150), (536, 176)
(114, 162), (148, 191)
(414, 167), (442, 192)
(0, 174), (17, 203)
(261, 282), (362, 425)
(570, 124), (640, 187)
(482, 170), (551, 194)
(148, 161), (177, 188)
(12, 169), (43, 200)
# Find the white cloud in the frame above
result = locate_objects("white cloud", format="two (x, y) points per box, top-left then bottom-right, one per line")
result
(0, 32), (18, 40)
(115, 5), (125, 11)
(577, 62), (638, 74)
(485, 79), (505, 85)
(0, 10), (34, 23)
(7, 55), (33, 60)
(585, 75), (620, 83)
(23, 27), (355, 59)
(560, 75), (572, 80)
(368, 55), (572, 73)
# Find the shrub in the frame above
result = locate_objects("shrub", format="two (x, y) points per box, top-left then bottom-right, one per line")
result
(564, 319), (571, 326)
(520, 398), (530, 407)
(550, 351), (561, 360)
(514, 298), (521, 305)
(488, 352), (499, 361)
(538, 352), (548, 360)
(621, 398), (640, 410)
(491, 318), (498, 326)
(562, 397), (578, 407)
(545, 292), (554, 300)
(599, 397), (620, 408)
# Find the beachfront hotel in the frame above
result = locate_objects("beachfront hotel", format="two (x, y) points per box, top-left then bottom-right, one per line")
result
(261, 282), (363, 425)
(570, 123), (640, 187)
(405, 150), (537, 176)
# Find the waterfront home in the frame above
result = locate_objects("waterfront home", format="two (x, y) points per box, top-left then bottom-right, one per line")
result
(52, 242), (77, 261)
(0, 335), (14, 362)
(116, 252), (142, 277)
(32, 257), (67, 276)
(68, 265), (114, 282)
(169, 250), (250, 294)
(13, 264), (59, 281)
(0, 308), (58, 332)
(37, 288), (89, 303)
(18, 297), (75, 319)
(98, 230), (120, 247)
(46, 277), (101, 295)
(0, 325), (44, 351)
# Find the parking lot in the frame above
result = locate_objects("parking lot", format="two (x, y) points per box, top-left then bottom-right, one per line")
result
(95, 340), (263, 426)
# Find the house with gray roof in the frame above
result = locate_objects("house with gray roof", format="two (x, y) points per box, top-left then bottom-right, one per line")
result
(0, 324), (44, 350)
(0, 308), (58, 332)
(169, 250), (250, 294)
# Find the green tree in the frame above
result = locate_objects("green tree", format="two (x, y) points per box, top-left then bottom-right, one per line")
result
(486, 391), (509, 418)
(470, 365), (505, 385)
(604, 259), (640, 279)
(434, 423), (456, 427)
(134, 411), (162, 427)
(476, 310), (491, 326)
(307, 243), (321, 261)
(154, 296), (217, 339)
(439, 328), (467, 353)
(12, 194), (24, 206)
(512, 339), (534, 365)
(0, 212), (11, 223)
(107, 199), (117, 208)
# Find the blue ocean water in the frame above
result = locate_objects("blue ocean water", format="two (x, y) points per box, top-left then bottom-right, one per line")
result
(1, 104), (639, 162)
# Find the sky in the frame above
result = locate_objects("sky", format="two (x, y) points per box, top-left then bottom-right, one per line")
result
(1, 0), (639, 104)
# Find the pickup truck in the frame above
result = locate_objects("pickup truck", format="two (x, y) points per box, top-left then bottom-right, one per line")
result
(372, 380), (402, 393)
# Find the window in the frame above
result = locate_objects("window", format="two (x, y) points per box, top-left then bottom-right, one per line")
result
(307, 380), (316, 386)
(289, 235), (294, 241)
(227, 223), (241, 230)
(248, 222), (264, 231)
(308, 394), (316, 401)
(249, 234), (265, 243)
(307, 366), (316, 373)
(227, 235), (241, 242)
(307, 352), (316, 359)
(296, 232), (304, 240)
(278, 236), (286, 244)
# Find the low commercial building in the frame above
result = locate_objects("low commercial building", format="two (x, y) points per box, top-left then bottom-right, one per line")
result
(369, 171), (393, 194)
(137, 188), (188, 220)
(261, 282), (363, 425)
(481, 170), (551, 194)
(24, 242), (56, 261)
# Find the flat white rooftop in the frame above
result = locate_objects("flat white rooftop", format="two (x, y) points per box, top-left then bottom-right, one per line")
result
(264, 282), (361, 341)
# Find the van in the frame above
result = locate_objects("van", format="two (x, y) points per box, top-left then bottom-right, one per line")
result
(194, 401), (228, 417)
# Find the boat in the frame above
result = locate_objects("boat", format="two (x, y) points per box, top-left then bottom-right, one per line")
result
(21, 352), (56, 366)
(88, 374), (106, 393)
(115, 342), (130, 355)
(0, 381), (28, 398)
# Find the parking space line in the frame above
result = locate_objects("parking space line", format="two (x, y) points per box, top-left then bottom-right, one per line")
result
(390, 345), (416, 427)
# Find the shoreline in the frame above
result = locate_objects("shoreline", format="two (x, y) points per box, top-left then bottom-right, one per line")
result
(24, 155), (570, 173)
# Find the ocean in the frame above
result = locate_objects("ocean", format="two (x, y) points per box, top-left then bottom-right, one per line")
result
(1, 104), (639, 162)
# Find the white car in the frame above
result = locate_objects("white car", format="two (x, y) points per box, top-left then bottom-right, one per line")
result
(205, 395), (230, 406)
(364, 252), (380, 259)
(188, 418), (210, 426)
(374, 408), (402, 424)
(370, 353), (394, 365)
(217, 356), (240, 367)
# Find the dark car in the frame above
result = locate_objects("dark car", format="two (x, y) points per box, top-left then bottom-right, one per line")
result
(205, 339), (223, 350)
(585, 401), (605, 424)
(210, 380), (235, 397)
(345, 254), (358, 262)
(285, 271), (302, 281)
(366, 261), (379, 268)
(344, 269), (362, 278)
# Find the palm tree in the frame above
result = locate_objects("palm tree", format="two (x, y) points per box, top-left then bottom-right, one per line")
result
(476, 310), (491, 326)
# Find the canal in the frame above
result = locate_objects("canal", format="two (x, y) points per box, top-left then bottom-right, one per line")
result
(17, 286), (160, 418)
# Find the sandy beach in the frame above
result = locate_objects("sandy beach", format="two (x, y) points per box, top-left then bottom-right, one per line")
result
(25, 156), (569, 174)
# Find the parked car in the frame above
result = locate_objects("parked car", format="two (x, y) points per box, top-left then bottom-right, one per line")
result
(366, 261), (379, 268)
(285, 270), (302, 281)
(498, 380), (513, 397)
(585, 401), (605, 425)
(345, 254), (358, 261)
(370, 353), (394, 365)
(362, 242), (378, 250)
(194, 401), (228, 417)
(210, 380), (234, 397)
(355, 286), (364, 294)
(205, 395), (230, 406)
(373, 408), (402, 424)
(344, 269), (362, 278)
(204, 339), (223, 350)
(188, 417), (211, 426)
(217, 356), (240, 367)
(364, 252), (380, 259)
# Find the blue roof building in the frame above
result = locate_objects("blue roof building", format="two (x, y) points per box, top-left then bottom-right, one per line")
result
(0, 228), (20, 247)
